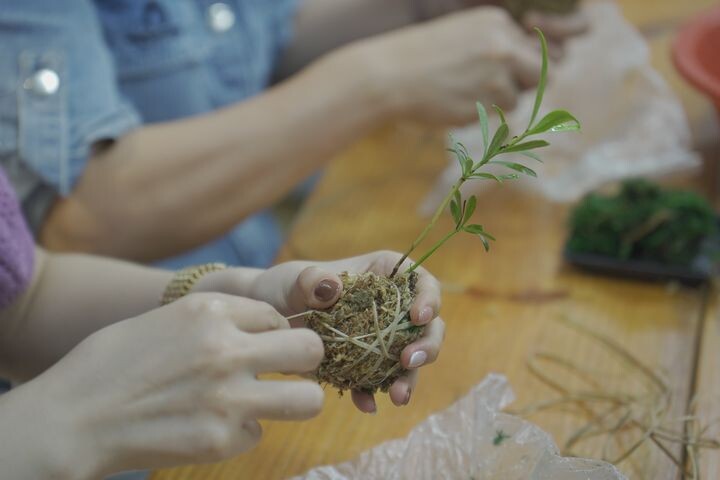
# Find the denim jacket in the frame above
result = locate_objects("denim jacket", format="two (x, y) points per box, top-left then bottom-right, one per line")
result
(0, 0), (298, 268)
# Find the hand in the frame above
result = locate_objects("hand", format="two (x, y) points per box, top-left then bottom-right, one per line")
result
(353, 6), (586, 126)
(7, 294), (324, 478)
(246, 251), (445, 414)
(412, 0), (506, 20)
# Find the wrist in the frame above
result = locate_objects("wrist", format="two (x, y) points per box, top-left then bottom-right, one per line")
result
(192, 266), (264, 299)
(0, 380), (103, 480)
(332, 39), (406, 123)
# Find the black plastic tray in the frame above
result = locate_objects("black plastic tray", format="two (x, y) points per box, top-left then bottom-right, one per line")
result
(564, 221), (720, 286)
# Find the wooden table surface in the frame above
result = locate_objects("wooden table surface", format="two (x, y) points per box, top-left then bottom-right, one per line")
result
(153, 1), (720, 479)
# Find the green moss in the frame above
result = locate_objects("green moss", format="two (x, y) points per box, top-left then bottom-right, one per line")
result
(567, 179), (717, 265)
(306, 272), (421, 394)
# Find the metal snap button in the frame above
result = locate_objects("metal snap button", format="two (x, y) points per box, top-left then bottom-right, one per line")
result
(207, 2), (235, 33)
(24, 68), (60, 96)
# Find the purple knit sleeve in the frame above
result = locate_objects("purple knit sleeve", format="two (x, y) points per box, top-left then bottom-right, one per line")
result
(0, 169), (34, 309)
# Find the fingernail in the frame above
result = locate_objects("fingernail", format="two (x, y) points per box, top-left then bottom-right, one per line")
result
(314, 280), (339, 302)
(418, 306), (433, 324)
(408, 351), (427, 369)
(403, 387), (412, 406)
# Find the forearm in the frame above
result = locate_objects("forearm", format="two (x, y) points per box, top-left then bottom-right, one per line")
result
(0, 250), (256, 381)
(42, 47), (390, 261)
(275, 0), (417, 78)
(0, 249), (169, 381)
(0, 379), (96, 480)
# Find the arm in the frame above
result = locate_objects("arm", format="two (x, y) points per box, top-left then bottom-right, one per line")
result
(275, 0), (503, 78)
(274, 0), (417, 78)
(41, 7), (581, 263)
(0, 294), (323, 480)
(0, 249), (261, 381)
(41, 47), (389, 262)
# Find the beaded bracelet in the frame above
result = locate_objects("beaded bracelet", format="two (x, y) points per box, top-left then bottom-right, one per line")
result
(160, 263), (227, 305)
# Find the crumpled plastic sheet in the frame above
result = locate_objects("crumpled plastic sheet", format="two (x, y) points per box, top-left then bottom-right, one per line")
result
(421, 1), (700, 211)
(293, 374), (626, 480)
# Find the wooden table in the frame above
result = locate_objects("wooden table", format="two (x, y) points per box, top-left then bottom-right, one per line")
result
(154, 1), (720, 479)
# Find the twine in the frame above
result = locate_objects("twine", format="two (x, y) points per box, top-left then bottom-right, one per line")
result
(512, 316), (720, 478)
(286, 281), (413, 388)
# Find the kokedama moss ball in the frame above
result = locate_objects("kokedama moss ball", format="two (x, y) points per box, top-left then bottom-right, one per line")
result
(306, 271), (422, 394)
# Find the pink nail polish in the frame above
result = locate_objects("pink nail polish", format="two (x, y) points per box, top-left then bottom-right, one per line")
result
(408, 351), (427, 368)
(403, 387), (412, 405)
(419, 306), (433, 324)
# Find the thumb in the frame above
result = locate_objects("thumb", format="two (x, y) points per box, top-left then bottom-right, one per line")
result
(285, 266), (343, 315)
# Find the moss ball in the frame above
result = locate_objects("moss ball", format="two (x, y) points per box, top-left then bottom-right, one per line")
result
(306, 271), (422, 394)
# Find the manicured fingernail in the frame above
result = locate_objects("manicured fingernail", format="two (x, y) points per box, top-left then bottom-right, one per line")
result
(314, 280), (339, 302)
(403, 387), (412, 406)
(408, 351), (427, 369)
(419, 306), (433, 324)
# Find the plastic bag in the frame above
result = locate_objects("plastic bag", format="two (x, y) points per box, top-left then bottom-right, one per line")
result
(421, 1), (700, 212)
(293, 374), (626, 480)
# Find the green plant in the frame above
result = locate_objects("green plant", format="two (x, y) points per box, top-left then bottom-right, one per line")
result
(390, 28), (581, 278)
(567, 178), (717, 265)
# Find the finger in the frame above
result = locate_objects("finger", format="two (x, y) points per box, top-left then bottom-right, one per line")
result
(523, 10), (589, 41)
(362, 252), (441, 327)
(401, 317), (446, 369)
(249, 328), (324, 374)
(179, 293), (290, 333)
(388, 370), (418, 407)
(351, 390), (377, 414)
(508, 42), (543, 89)
(548, 39), (565, 62)
(245, 380), (324, 420)
(481, 67), (520, 110)
(285, 266), (342, 314)
(226, 418), (263, 456)
(409, 266), (442, 326)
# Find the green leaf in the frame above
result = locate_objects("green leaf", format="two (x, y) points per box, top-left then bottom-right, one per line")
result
(493, 105), (508, 126)
(526, 110), (580, 136)
(464, 224), (486, 234)
(464, 225), (496, 251)
(487, 123), (509, 158)
(479, 235), (491, 252)
(476, 102), (490, 156)
(527, 28), (548, 130)
(449, 136), (473, 177)
(450, 199), (461, 224)
(520, 151), (544, 163)
(499, 140), (550, 154)
(499, 173), (520, 181)
(471, 172), (503, 182)
(461, 155), (473, 177)
(488, 161), (538, 177)
(463, 195), (477, 225)
(453, 188), (461, 208)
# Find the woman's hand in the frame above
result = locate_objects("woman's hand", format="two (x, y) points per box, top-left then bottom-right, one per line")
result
(0, 294), (324, 479)
(348, 6), (586, 126)
(246, 251), (445, 414)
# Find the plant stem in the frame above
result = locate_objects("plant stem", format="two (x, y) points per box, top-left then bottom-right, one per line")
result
(405, 229), (460, 274)
(390, 177), (466, 277)
(389, 127), (536, 278)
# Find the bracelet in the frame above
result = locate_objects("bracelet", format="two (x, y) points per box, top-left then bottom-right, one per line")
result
(160, 263), (227, 305)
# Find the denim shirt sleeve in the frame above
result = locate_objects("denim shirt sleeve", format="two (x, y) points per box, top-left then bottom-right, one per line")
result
(0, 0), (141, 196)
